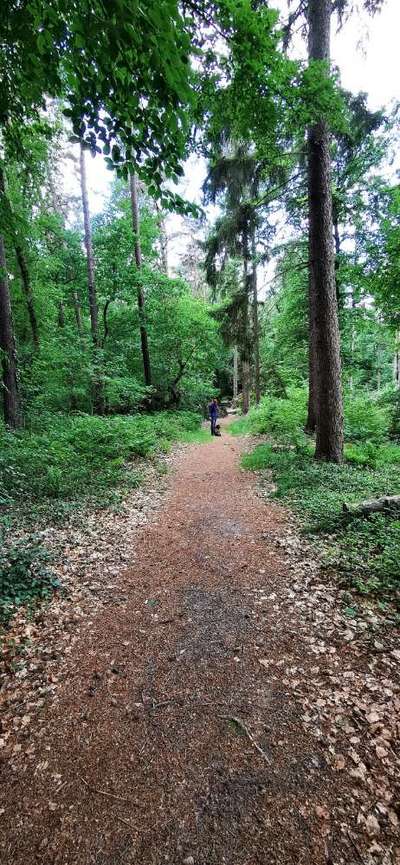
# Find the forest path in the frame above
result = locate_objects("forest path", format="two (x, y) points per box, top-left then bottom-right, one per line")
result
(0, 421), (391, 864)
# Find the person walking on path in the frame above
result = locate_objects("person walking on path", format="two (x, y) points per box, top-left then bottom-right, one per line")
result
(208, 397), (219, 436)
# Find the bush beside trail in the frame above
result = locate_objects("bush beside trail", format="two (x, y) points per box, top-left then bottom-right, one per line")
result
(0, 411), (201, 504)
(0, 410), (203, 624)
(234, 388), (400, 606)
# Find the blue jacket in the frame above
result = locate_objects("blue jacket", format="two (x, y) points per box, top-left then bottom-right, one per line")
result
(209, 402), (218, 418)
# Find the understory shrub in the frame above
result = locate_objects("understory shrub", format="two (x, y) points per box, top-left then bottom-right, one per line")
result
(0, 410), (201, 503)
(233, 388), (392, 447)
(345, 441), (400, 468)
(0, 536), (59, 624)
(375, 386), (400, 440)
(242, 442), (400, 602)
(232, 388), (308, 446)
(343, 394), (389, 443)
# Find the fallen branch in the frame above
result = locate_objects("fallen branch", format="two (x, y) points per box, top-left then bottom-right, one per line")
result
(343, 494), (400, 517)
(79, 775), (130, 802)
(115, 814), (135, 831)
(220, 715), (271, 764)
(346, 830), (366, 865)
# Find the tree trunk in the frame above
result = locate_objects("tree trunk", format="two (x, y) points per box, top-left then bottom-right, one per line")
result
(305, 270), (317, 433)
(129, 172), (152, 388)
(233, 345), (238, 401)
(241, 227), (252, 415)
(79, 144), (104, 414)
(15, 245), (40, 350)
(72, 291), (83, 336)
(0, 234), (21, 429)
(241, 359), (250, 414)
(0, 166), (21, 429)
(251, 229), (261, 404)
(307, 0), (343, 463)
(0, 164), (39, 353)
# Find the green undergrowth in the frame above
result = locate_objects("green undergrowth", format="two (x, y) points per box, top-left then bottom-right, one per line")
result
(0, 536), (61, 625)
(179, 426), (211, 445)
(0, 410), (201, 507)
(0, 410), (202, 623)
(235, 389), (400, 605)
(242, 443), (400, 603)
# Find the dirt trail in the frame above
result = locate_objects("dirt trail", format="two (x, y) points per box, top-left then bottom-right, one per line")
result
(0, 424), (397, 864)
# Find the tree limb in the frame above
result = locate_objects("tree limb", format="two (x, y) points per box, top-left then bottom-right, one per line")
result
(343, 495), (400, 517)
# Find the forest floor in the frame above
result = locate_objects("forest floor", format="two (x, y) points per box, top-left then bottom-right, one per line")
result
(0, 417), (399, 865)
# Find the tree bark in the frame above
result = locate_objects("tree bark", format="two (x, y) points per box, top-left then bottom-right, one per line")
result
(15, 244), (40, 350)
(307, 0), (343, 463)
(343, 495), (400, 517)
(0, 167), (21, 428)
(241, 227), (252, 415)
(0, 235), (21, 429)
(305, 269), (317, 433)
(168, 352), (194, 408)
(72, 291), (83, 336)
(129, 172), (152, 388)
(251, 228), (261, 404)
(241, 359), (250, 415)
(0, 164), (39, 353)
(79, 144), (104, 414)
(233, 345), (238, 401)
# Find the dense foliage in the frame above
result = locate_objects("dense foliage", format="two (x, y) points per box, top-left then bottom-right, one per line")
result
(0, 411), (202, 505)
(1, 0), (400, 619)
(234, 388), (400, 604)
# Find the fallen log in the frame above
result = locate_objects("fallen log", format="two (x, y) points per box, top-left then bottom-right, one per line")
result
(343, 495), (400, 517)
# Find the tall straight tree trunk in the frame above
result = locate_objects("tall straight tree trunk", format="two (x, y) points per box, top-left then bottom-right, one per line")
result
(241, 358), (250, 414)
(305, 270), (317, 433)
(79, 144), (104, 413)
(233, 345), (238, 401)
(241, 227), (252, 415)
(0, 168), (21, 428)
(15, 244), (39, 350)
(0, 165), (40, 352)
(72, 291), (83, 336)
(129, 172), (152, 388)
(307, 0), (343, 463)
(251, 228), (261, 404)
(0, 236), (21, 428)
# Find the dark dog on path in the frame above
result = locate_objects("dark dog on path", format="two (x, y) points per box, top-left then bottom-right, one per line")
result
(214, 424), (222, 437)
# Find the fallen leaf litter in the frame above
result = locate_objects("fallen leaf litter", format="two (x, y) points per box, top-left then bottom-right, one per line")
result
(0, 425), (399, 864)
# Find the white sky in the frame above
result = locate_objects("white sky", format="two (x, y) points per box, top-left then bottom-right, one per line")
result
(79, 0), (400, 270)
(331, 0), (399, 109)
